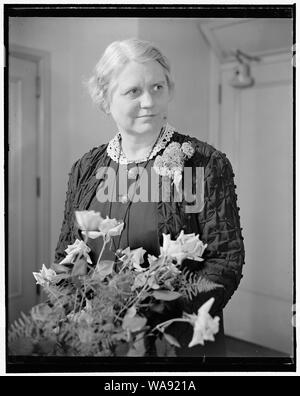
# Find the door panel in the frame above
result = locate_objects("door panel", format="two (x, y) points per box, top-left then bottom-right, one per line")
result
(219, 56), (293, 355)
(9, 56), (39, 324)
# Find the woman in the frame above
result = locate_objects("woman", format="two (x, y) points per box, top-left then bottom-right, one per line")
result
(55, 38), (245, 356)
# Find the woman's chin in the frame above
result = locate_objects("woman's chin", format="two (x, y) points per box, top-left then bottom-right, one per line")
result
(132, 120), (164, 135)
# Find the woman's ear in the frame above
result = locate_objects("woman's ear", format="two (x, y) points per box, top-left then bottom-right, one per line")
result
(103, 101), (111, 115)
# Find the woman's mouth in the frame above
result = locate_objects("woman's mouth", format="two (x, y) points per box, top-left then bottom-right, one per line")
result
(137, 114), (156, 118)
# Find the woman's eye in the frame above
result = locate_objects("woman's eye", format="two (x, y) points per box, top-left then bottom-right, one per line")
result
(153, 84), (164, 91)
(126, 88), (140, 97)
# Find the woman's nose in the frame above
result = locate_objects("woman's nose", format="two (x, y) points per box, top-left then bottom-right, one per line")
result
(140, 91), (154, 108)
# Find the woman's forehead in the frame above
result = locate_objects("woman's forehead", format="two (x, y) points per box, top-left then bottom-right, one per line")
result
(115, 60), (167, 86)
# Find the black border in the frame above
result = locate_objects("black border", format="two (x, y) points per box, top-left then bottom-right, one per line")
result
(6, 356), (296, 373)
(4, 3), (296, 374)
(3, 4), (295, 18)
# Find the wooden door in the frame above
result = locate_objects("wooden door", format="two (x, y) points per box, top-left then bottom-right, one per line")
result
(8, 56), (39, 325)
(219, 54), (293, 355)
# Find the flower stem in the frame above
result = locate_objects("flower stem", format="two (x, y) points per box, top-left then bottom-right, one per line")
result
(153, 318), (191, 333)
(72, 288), (79, 315)
(96, 237), (108, 267)
(79, 280), (87, 312)
(113, 281), (151, 324)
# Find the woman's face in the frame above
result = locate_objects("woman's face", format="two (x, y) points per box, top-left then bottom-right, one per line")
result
(108, 60), (172, 136)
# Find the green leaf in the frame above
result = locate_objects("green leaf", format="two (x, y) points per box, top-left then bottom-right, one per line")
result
(126, 306), (137, 318)
(51, 263), (71, 274)
(71, 258), (87, 277)
(52, 273), (70, 283)
(72, 276), (83, 289)
(94, 260), (115, 280)
(38, 338), (57, 355)
(163, 332), (181, 348)
(115, 341), (130, 356)
(126, 335), (146, 357)
(152, 290), (182, 301)
(150, 302), (165, 313)
(122, 314), (147, 332)
(111, 331), (128, 342)
(155, 336), (167, 357)
(155, 336), (177, 357)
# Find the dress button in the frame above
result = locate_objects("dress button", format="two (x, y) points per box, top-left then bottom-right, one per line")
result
(128, 166), (139, 179)
(120, 194), (129, 204)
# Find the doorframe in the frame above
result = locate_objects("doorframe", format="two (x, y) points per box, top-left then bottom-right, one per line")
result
(9, 44), (51, 298)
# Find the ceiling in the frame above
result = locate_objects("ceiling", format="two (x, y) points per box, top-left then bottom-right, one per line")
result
(197, 18), (293, 63)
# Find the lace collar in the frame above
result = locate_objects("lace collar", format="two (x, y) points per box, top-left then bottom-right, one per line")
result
(107, 123), (175, 165)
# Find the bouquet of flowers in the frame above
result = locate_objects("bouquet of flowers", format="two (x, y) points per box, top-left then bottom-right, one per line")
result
(8, 211), (220, 357)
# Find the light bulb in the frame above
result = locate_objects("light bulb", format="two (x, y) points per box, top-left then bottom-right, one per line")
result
(230, 62), (254, 88)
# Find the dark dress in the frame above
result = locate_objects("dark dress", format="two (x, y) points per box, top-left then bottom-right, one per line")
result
(87, 159), (161, 263)
(55, 129), (245, 357)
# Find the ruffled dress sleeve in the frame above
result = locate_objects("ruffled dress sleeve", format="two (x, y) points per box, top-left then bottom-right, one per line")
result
(196, 149), (245, 310)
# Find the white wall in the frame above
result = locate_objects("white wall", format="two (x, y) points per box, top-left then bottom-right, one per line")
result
(9, 18), (210, 262)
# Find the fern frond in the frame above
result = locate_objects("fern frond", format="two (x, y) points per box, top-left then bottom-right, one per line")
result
(8, 312), (33, 343)
(179, 269), (220, 300)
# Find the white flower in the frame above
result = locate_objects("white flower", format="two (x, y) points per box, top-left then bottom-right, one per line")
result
(185, 298), (220, 347)
(160, 231), (207, 265)
(181, 142), (195, 158)
(33, 264), (56, 287)
(177, 231), (207, 262)
(148, 254), (158, 265)
(126, 247), (147, 272)
(98, 216), (124, 242)
(166, 141), (181, 150)
(76, 210), (124, 242)
(160, 234), (186, 264)
(75, 210), (102, 231)
(173, 169), (183, 192)
(60, 239), (92, 264)
(153, 141), (195, 192)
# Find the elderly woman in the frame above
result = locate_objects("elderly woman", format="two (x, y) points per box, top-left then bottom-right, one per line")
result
(55, 38), (245, 357)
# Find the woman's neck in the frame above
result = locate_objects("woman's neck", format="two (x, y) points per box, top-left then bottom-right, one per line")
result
(119, 128), (163, 161)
